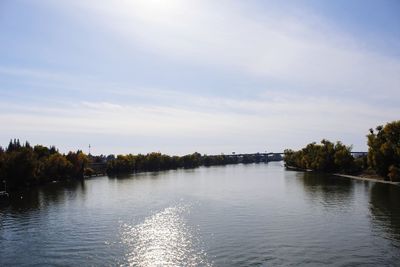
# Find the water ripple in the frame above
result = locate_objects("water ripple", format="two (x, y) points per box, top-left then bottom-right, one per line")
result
(120, 205), (211, 267)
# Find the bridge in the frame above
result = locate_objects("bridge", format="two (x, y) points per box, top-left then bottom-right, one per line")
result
(224, 151), (368, 162)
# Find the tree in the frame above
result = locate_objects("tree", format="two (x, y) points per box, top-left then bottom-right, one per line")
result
(0, 146), (5, 180)
(368, 120), (400, 181)
(41, 153), (73, 181)
(7, 139), (22, 152)
(5, 147), (38, 189)
(34, 145), (51, 159)
(284, 139), (357, 173)
(66, 151), (89, 178)
(333, 142), (354, 173)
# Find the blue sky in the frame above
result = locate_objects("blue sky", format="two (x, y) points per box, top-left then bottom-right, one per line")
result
(0, 0), (399, 155)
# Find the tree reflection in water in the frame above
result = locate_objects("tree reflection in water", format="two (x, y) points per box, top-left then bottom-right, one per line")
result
(296, 172), (355, 210)
(3, 180), (86, 213)
(369, 183), (400, 242)
(294, 171), (400, 244)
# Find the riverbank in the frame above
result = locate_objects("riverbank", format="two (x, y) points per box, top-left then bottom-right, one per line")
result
(285, 165), (400, 186)
(333, 173), (400, 186)
(285, 165), (313, 172)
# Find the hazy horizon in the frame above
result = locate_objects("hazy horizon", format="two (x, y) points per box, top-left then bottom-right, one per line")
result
(1, 0), (399, 155)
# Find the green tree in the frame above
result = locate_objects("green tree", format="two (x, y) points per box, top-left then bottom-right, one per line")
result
(333, 142), (354, 173)
(41, 153), (73, 181)
(66, 151), (89, 178)
(368, 120), (400, 181)
(284, 139), (357, 173)
(5, 147), (38, 189)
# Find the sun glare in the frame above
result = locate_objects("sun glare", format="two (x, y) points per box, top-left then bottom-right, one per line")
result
(124, 0), (182, 19)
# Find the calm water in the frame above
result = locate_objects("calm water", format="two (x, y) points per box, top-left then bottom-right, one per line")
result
(1, 162), (399, 266)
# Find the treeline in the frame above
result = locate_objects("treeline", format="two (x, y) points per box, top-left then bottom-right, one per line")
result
(106, 152), (262, 174)
(284, 120), (400, 182)
(0, 140), (267, 190)
(0, 139), (89, 190)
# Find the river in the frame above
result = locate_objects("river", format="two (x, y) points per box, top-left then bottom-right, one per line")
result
(1, 162), (399, 266)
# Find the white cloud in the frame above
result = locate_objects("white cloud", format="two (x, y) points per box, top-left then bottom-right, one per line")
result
(81, 101), (123, 111)
(45, 0), (400, 98)
(1, 88), (398, 154)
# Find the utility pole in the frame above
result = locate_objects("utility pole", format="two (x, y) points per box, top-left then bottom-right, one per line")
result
(89, 144), (91, 155)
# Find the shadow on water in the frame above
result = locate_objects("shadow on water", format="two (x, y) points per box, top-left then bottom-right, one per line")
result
(369, 183), (400, 242)
(294, 171), (400, 243)
(292, 171), (355, 208)
(1, 180), (86, 213)
(107, 168), (197, 181)
(107, 171), (169, 183)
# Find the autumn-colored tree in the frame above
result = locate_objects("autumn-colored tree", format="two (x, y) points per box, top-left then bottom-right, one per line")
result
(41, 153), (73, 181)
(367, 120), (400, 181)
(284, 139), (358, 173)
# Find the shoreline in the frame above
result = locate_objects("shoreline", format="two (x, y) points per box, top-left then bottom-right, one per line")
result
(285, 165), (400, 186)
(333, 173), (400, 186)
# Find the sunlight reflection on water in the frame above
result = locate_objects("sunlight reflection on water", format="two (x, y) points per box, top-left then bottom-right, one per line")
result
(120, 205), (211, 266)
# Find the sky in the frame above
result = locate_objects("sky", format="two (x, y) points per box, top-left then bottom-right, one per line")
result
(0, 0), (399, 155)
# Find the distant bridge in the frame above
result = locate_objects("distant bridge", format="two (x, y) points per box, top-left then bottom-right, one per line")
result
(226, 151), (367, 161)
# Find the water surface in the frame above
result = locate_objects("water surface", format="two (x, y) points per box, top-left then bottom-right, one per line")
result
(1, 162), (399, 266)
